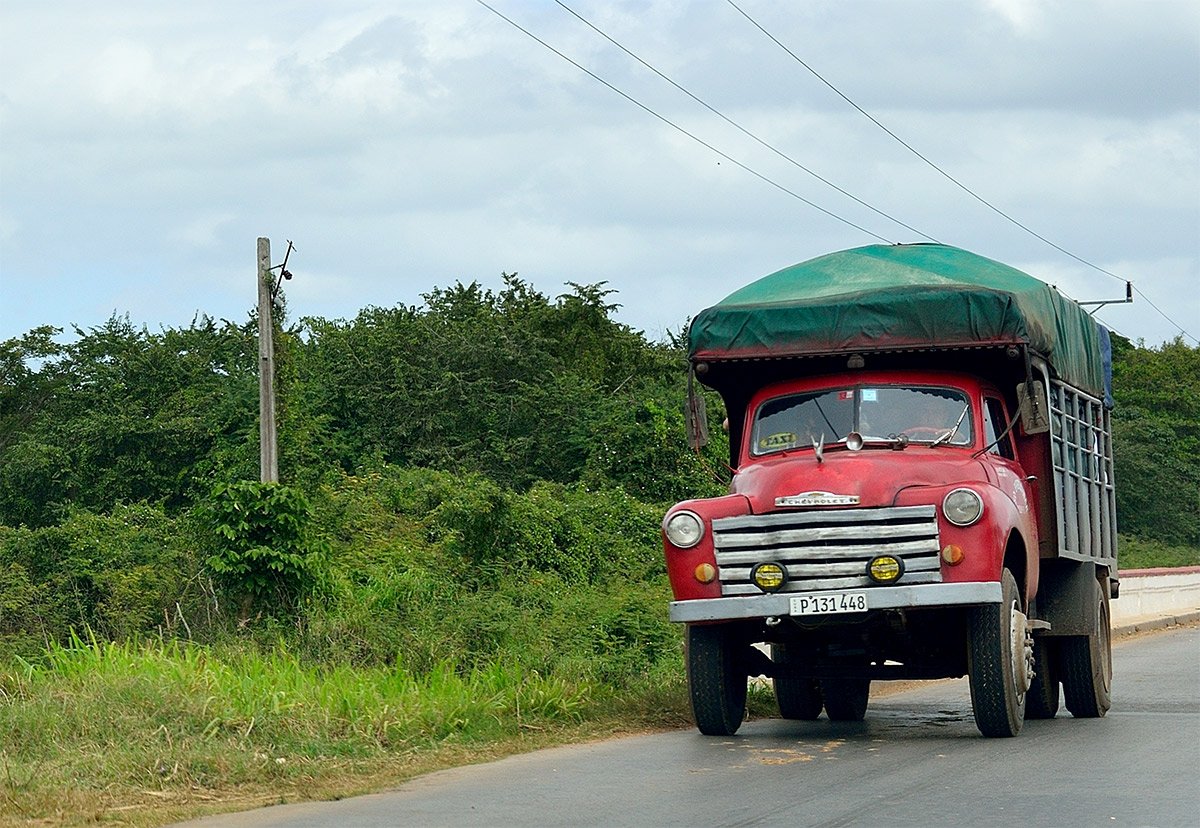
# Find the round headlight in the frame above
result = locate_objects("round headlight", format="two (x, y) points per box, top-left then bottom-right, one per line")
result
(664, 510), (704, 548)
(943, 488), (984, 527)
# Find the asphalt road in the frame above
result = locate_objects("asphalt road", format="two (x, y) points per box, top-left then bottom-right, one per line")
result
(179, 625), (1200, 828)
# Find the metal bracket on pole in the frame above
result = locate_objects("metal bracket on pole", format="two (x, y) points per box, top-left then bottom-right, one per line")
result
(1077, 281), (1133, 315)
(268, 240), (296, 301)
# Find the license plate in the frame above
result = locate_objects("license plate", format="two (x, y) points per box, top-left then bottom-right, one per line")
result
(790, 591), (868, 616)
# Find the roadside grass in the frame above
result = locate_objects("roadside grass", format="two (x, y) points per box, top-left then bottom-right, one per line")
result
(1118, 535), (1200, 570)
(0, 634), (710, 827)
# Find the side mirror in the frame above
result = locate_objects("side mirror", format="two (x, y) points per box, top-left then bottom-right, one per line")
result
(1017, 380), (1049, 435)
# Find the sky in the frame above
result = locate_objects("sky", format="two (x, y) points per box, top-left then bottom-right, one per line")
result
(1, 0), (1197, 348)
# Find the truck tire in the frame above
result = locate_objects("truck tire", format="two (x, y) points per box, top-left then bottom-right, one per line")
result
(771, 643), (823, 720)
(1060, 576), (1112, 718)
(1024, 637), (1060, 720)
(687, 624), (747, 736)
(968, 568), (1028, 737)
(819, 677), (870, 721)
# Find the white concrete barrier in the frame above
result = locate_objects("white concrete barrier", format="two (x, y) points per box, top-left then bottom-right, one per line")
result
(1112, 567), (1200, 625)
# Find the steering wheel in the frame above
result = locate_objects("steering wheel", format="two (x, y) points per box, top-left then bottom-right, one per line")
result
(900, 426), (950, 440)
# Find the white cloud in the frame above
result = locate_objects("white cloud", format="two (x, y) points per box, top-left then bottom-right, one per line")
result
(983, 0), (1046, 35)
(0, 0), (1196, 347)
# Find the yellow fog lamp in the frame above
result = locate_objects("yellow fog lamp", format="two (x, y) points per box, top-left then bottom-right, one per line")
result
(751, 562), (788, 593)
(867, 555), (905, 584)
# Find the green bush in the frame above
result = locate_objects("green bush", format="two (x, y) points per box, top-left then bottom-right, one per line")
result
(0, 504), (203, 656)
(294, 467), (679, 682)
(201, 481), (327, 619)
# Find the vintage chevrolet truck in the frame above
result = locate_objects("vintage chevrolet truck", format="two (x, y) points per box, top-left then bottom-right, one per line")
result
(663, 243), (1117, 737)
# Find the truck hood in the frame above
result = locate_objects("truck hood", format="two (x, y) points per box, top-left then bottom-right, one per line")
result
(730, 449), (989, 514)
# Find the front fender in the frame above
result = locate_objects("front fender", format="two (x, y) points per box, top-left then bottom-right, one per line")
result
(895, 483), (1037, 596)
(662, 494), (751, 601)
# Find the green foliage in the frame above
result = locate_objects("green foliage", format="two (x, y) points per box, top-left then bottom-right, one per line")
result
(0, 635), (627, 819)
(295, 467), (678, 681)
(202, 481), (326, 615)
(0, 316), (259, 527)
(0, 439), (71, 529)
(1117, 534), (1200, 570)
(1110, 336), (1200, 547)
(583, 396), (729, 502)
(290, 275), (706, 494)
(0, 504), (203, 655)
(0, 276), (728, 525)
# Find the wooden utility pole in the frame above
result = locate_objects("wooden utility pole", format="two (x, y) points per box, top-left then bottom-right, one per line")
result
(257, 237), (279, 483)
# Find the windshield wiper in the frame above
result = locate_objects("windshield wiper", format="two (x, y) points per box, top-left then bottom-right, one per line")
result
(930, 403), (971, 447)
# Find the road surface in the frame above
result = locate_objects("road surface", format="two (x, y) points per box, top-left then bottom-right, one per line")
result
(178, 625), (1200, 827)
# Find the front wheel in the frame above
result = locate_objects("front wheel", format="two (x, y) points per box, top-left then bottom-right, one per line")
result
(687, 624), (748, 736)
(1060, 575), (1112, 718)
(968, 568), (1029, 737)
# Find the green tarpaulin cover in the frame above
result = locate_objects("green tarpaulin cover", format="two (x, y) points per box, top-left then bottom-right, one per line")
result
(688, 244), (1109, 397)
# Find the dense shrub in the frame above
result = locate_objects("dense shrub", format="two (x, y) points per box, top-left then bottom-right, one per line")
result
(200, 481), (327, 618)
(0, 504), (205, 657)
(293, 467), (678, 681)
(1117, 534), (1200, 570)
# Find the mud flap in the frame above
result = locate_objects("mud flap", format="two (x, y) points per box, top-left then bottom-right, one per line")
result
(1036, 559), (1105, 637)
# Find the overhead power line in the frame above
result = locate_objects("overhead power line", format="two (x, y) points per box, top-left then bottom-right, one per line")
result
(725, 0), (1197, 345)
(473, 0), (894, 244)
(553, 0), (938, 243)
(1130, 285), (1197, 345)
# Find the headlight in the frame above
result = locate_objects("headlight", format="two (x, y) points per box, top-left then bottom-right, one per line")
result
(664, 510), (705, 548)
(943, 488), (984, 526)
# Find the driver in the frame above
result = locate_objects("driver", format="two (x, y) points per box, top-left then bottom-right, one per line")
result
(910, 394), (952, 432)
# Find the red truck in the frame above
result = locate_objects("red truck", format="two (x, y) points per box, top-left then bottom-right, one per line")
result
(664, 243), (1117, 737)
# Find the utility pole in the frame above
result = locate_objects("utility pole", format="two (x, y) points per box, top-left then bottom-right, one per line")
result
(257, 237), (279, 483)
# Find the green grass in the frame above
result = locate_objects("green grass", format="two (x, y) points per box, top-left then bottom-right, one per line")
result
(1118, 535), (1200, 570)
(0, 633), (699, 826)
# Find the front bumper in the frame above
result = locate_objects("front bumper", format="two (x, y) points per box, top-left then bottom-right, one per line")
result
(668, 581), (1002, 623)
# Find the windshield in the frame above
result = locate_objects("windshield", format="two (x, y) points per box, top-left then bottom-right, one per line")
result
(751, 386), (974, 456)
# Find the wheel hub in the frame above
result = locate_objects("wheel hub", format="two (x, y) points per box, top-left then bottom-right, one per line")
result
(1010, 605), (1034, 696)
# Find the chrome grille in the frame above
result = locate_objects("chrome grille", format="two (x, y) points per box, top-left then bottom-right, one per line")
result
(713, 506), (942, 596)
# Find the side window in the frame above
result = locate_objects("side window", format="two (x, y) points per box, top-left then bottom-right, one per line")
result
(984, 398), (1016, 460)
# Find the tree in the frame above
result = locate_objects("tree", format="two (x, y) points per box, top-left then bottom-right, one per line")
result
(1110, 336), (1200, 546)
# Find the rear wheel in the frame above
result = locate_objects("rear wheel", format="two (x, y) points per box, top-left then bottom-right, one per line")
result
(771, 643), (823, 720)
(687, 624), (748, 736)
(1060, 576), (1112, 718)
(968, 568), (1029, 737)
(819, 677), (870, 722)
(1024, 637), (1060, 720)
